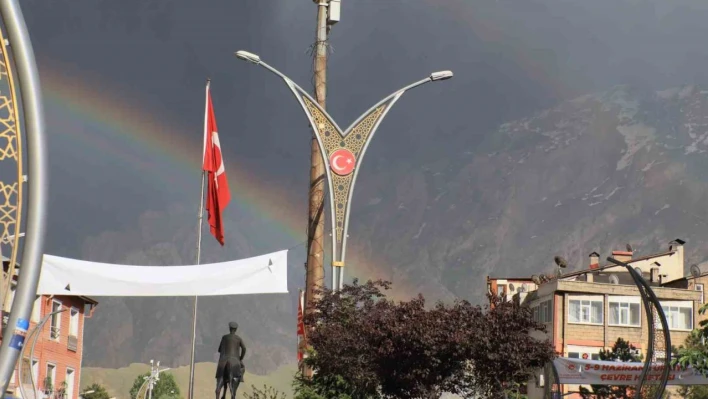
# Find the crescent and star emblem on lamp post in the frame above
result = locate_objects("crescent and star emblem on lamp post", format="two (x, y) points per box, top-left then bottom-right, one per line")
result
(329, 148), (356, 176)
(235, 50), (453, 289)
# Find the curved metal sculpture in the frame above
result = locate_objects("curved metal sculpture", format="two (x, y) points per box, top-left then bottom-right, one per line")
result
(0, 0), (48, 393)
(607, 257), (671, 399)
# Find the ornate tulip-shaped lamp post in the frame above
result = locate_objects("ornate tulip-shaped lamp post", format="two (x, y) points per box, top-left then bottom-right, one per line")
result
(235, 50), (453, 290)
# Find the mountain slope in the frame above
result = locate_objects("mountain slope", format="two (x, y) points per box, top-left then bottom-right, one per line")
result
(350, 84), (708, 304)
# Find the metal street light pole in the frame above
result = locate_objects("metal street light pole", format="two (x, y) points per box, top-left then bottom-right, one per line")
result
(234, 51), (452, 291)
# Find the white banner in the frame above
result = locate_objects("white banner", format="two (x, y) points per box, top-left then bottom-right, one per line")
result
(554, 357), (708, 386)
(38, 250), (288, 297)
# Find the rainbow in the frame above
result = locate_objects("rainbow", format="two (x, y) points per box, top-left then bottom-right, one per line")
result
(39, 58), (418, 298)
(430, 0), (573, 99)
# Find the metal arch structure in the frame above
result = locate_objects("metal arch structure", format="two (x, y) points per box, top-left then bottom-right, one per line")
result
(607, 257), (671, 399)
(0, 0), (48, 394)
(236, 50), (452, 289)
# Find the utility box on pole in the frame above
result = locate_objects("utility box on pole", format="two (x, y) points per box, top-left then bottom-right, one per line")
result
(328, 0), (341, 24)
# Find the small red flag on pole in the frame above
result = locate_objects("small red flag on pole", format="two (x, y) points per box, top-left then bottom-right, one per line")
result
(297, 290), (305, 362)
(202, 81), (231, 245)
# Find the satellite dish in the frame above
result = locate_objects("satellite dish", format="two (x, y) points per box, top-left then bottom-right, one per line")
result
(626, 243), (634, 252)
(554, 256), (568, 268)
(531, 275), (541, 285)
(522, 283), (530, 292)
(609, 274), (620, 285)
(635, 267), (643, 275)
(509, 283), (516, 292)
(691, 264), (702, 278)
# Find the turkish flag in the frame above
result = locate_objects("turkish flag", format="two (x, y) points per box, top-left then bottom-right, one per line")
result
(203, 82), (231, 245)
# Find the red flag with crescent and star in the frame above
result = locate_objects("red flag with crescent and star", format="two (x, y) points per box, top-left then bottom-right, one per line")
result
(203, 81), (231, 245)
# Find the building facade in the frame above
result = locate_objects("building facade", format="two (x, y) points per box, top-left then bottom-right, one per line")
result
(1, 266), (97, 399)
(487, 239), (706, 398)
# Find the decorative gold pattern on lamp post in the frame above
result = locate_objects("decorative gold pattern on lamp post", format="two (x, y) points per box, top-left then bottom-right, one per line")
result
(0, 24), (24, 311)
(302, 97), (385, 243)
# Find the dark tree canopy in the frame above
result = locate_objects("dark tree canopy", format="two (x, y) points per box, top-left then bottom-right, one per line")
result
(470, 295), (557, 397)
(297, 280), (555, 399)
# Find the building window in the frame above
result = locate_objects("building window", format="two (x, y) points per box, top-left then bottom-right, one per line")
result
(69, 307), (79, 337)
(661, 301), (693, 331)
(533, 307), (539, 322)
(65, 368), (75, 399)
(538, 300), (552, 323)
(45, 363), (56, 393)
(609, 297), (641, 327)
(697, 284), (704, 304)
(50, 300), (62, 341)
(20, 358), (38, 385)
(31, 296), (41, 323)
(569, 296), (603, 324)
(497, 285), (505, 296)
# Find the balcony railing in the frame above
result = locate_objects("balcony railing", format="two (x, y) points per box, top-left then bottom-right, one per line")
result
(68, 335), (78, 352)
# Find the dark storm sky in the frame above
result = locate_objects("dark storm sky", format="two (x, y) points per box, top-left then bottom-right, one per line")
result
(16, 0), (708, 260)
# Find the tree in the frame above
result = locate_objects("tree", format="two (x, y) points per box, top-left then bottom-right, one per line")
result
(243, 385), (287, 399)
(129, 372), (181, 399)
(82, 383), (111, 399)
(674, 302), (708, 377)
(579, 338), (640, 399)
(298, 279), (555, 399)
(469, 295), (556, 398)
(675, 331), (708, 398)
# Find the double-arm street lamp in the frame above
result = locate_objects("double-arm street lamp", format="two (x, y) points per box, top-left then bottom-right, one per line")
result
(235, 50), (452, 290)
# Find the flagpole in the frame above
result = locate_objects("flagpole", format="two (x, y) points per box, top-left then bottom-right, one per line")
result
(188, 78), (210, 399)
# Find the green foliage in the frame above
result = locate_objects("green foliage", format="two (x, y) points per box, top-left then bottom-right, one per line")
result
(676, 329), (708, 398)
(673, 303), (708, 377)
(82, 383), (111, 399)
(129, 372), (181, 399)
(297, 280), (555, 399)
(243, 385), (287, 399)
(579, 338), (640, 399)
(44, 376), (54, 393)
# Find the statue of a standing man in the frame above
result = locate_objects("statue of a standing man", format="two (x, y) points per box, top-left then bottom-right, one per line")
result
(215, 322), (246, 399)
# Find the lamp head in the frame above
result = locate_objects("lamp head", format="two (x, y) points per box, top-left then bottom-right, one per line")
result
(235, 51), (261, 65)
(430, 70), (454, 81)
